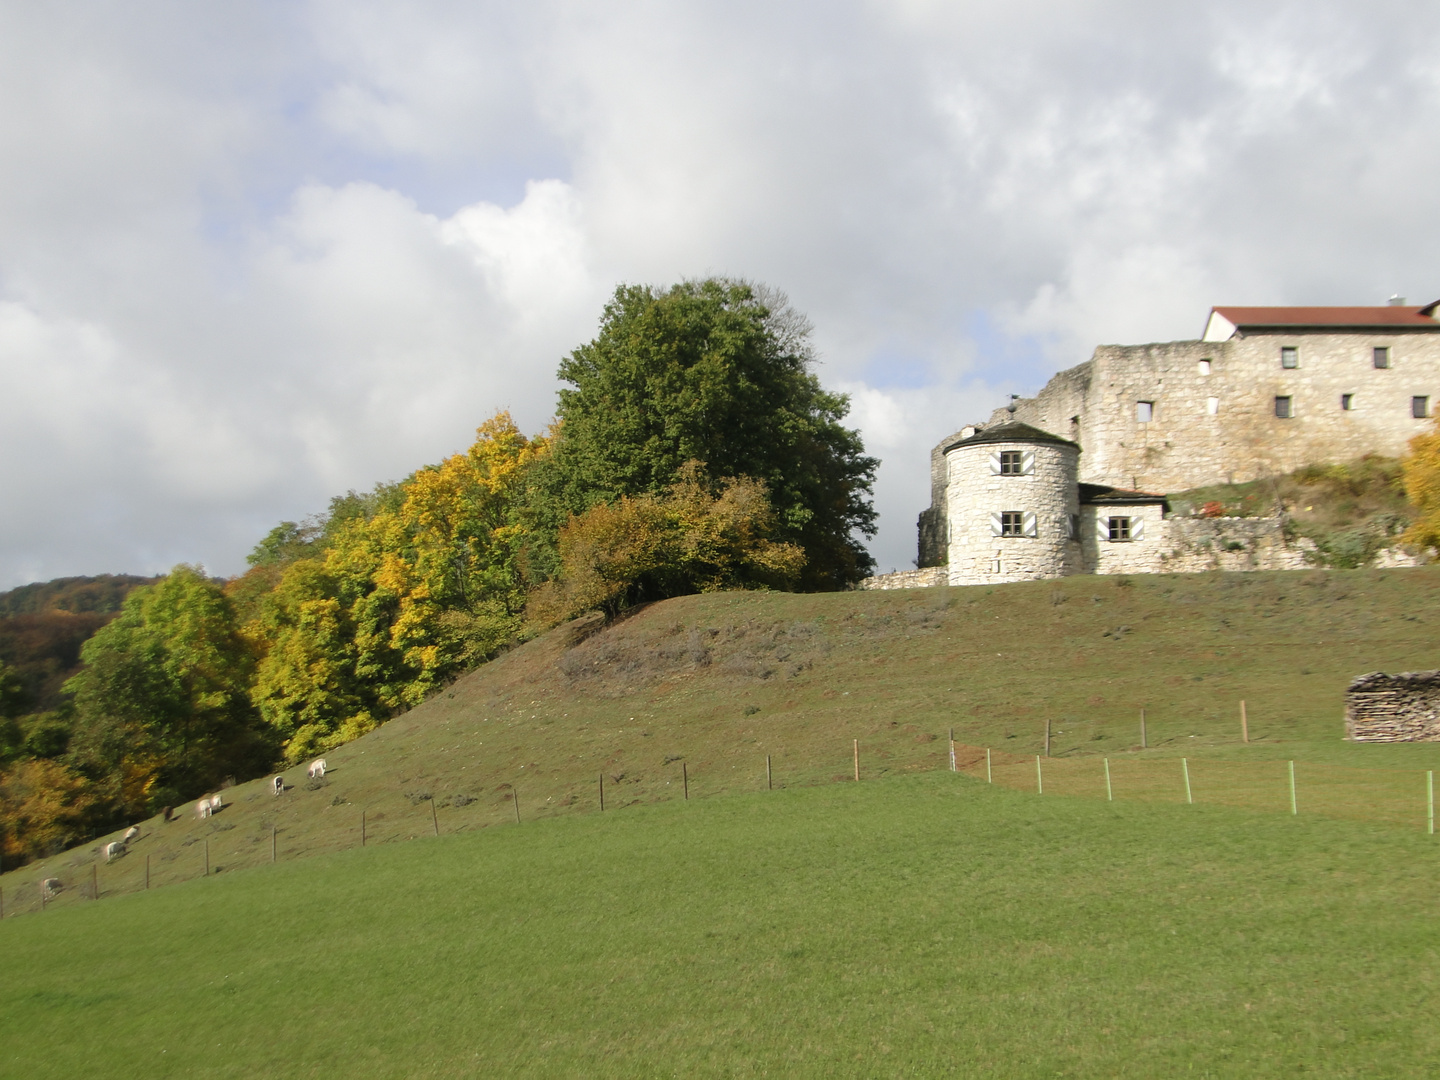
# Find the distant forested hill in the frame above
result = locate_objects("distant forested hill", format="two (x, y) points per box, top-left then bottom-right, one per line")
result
(0, 575), (160, 713)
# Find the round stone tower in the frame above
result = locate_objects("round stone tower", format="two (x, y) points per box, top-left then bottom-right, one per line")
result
(943, 420), (1081, 585)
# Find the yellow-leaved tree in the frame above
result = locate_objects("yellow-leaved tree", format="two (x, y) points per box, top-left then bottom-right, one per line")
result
(248, 413), (548, 760)
(1402, 420), (1440, 553)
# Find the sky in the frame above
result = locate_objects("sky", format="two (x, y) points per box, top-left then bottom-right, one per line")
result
(2, 0), (1439, 587)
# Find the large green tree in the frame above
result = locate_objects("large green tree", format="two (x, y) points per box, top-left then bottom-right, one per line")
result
(528, 279), (878, 589)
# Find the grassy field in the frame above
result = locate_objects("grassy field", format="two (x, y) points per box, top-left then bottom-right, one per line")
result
(7, 566), (1440, 911)
(4, 772), (1440, 1077)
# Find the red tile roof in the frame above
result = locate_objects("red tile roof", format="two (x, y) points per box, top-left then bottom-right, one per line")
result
(1211, 305), (1440, 329)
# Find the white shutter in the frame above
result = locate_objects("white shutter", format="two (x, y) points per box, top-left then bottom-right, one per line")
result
(1021, 450), (1036, 475)
(1131, 516), (1145, 541)
(1098, 515), (1112, 543)
(1022, 511), (1037, 538)
(989, 451), (1002, 475)
(990, 512), (1003, 537)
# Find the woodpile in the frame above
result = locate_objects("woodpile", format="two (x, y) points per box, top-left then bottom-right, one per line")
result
(1345, 671), (1440, 742)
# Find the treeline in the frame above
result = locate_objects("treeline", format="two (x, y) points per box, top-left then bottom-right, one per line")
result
(0, 279), (877, 868)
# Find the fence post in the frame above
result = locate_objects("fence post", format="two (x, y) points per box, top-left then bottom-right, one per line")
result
(430, 798), (439, 837)
(146, 853), (151, 889)
(1182, 758), (1192, 804)
(1035, 755), (1043, 795)
(1140, 708), (1147, 749)
(204, 840), (209, 877)
(1288, 761), (1297, 816)
(91, 863), (98, 899)
(1045, 718), (1051, 758)
(599, 773), (605, 811)
(1104, 757), (1112, 802)
(986, 748), (992, 784)
(766, 754), (772, 791)
(1240, 700), (1249, 744)
(271, 827), (276, 863)
(361, 810), (367, 847)
(949, 728), (956, 772)
(1429, 771), (1434, 836)
(40, 880), (47, 911)
(853, 739), (859, 782)
(514, 788), (521, 824)
(682, 762), (688, 801)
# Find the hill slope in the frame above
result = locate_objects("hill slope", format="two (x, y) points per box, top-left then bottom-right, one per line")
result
(7, 566), (1440, 904)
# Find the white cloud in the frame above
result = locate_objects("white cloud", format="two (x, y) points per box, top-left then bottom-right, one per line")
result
(3, 0), (1440, 584)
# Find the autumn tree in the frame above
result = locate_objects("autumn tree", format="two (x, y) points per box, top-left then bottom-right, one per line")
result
(531, 463), (806, 621)
(1402, 420), (1440, 551)
(527, 279), (877, 589)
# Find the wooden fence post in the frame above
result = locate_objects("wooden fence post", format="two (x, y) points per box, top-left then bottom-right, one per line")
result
(766, 754), (772, 791)
(1288, 761), (1297, 816)
(1428, 771), (1434, 836)
(146, 853), (151, 889)
(204, 840), (209, 878)
(986, 747), (992, 784)
(1035, 755), (1043, 795)
(514, 788), (521, 824)
(91, 863), (98, 900)
(682, 762), (688, 801)
(1182, 758), (1192, 804)
(430, 798), (439, 837)
(853, 739), (859, 782)
(361, 810), (367, 847)
(949, 728), (956, 772)
(599, 773), (605, 811)
(1045, 718), (1051, 758)
(1104, 758), (1112, 802)
(40, 880), (47, 911)
(271, 826), (276, 863)
(1240, 700), (1249, 744)
(1140, 708), (1147, 750)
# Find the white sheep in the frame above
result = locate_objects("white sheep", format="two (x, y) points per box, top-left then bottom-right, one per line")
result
(195, 799), (212, 820)
(308, 758), (327, 779)
(209, 794), (223, 811)
(41, 877), (61, 899)
(122, 825), (140, 844)
(271, 776), (284, 796)
(104, 841), (125, 863)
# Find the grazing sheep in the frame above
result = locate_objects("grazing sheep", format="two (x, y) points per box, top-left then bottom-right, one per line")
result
(271, 776), (284, 796)
(122, 825), (140, 844)
(208, 794), (223, 811)
(307, 758), (327, 779)
(104, 841), (125, 863)
(41, 878), (61, 899)
(196, 799), (212, 820)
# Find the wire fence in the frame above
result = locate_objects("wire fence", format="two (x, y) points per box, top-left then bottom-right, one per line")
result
(958, 748), (1437, 832)
(6, 740), (1437, 920)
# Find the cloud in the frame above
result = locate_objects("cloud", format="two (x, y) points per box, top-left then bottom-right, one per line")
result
(2, 0), (1440, 584)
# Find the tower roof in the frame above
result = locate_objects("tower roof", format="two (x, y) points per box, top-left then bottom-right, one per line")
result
(941, 420), (1078, 454)
(1203, 304), (1440, 341)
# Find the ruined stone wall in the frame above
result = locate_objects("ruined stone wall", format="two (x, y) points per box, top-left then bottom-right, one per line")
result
(1346, 671), (1440, 742)
(1155, 516), (1311, 574)
(854, 566), (947, 590)
(1078, 504), (1169, 575)
(945, 440), (1080, 586)
(995, 329), (1440, 491)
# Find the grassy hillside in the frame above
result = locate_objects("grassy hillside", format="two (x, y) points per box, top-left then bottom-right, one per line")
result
(7, 566), (1440, 904)
(4, 773), (1440, 1077)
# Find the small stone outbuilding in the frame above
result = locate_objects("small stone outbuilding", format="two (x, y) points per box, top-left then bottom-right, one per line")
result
(1345, 671), (1440, 742)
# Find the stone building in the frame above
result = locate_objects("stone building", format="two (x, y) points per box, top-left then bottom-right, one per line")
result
(886, 300), (1437, 588)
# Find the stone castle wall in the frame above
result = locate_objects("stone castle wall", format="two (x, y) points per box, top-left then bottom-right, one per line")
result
(854, 566), (947, 590)
(998, 329), (1440, 492)
(945, 439), (1080, 585)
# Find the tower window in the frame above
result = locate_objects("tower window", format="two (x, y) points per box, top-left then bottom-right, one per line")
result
(1341, 394), (1354, 411)
(1275, 396), (1294, 419)
(1000, 511), (1024, 537)
(1281, 347), (1299, 369)
(1374, 347), (1390, 369)
(999, 450), (1023, 475)
(1414, 396), (1430, 419)
(1206, 397), (1219, 415)
(1136, 401), (1154, 423)
(1108, 517), (1131, 541)
(1198, 359), (1212, 376)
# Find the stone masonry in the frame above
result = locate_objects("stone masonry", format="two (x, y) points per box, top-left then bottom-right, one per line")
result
(1345, 671), (1440, 742)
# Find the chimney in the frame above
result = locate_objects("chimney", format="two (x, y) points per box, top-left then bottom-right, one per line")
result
(1388, 295), (1407, 306)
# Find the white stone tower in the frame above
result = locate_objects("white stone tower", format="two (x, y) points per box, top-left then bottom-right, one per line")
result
(944, 420), (1081, 585)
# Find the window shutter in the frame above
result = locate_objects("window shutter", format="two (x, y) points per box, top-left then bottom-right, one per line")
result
(1021, 450), (1036, 475)
(1131, 516), (1145, 541)
(990, 512), (1003, 537)
(1022, 511), (1037, 537)
(989, 451), (1002, 475)
(1098, 516), (1111, 543)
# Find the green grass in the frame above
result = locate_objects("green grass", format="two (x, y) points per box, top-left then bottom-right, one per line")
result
(4, 773), (1440, 1077)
